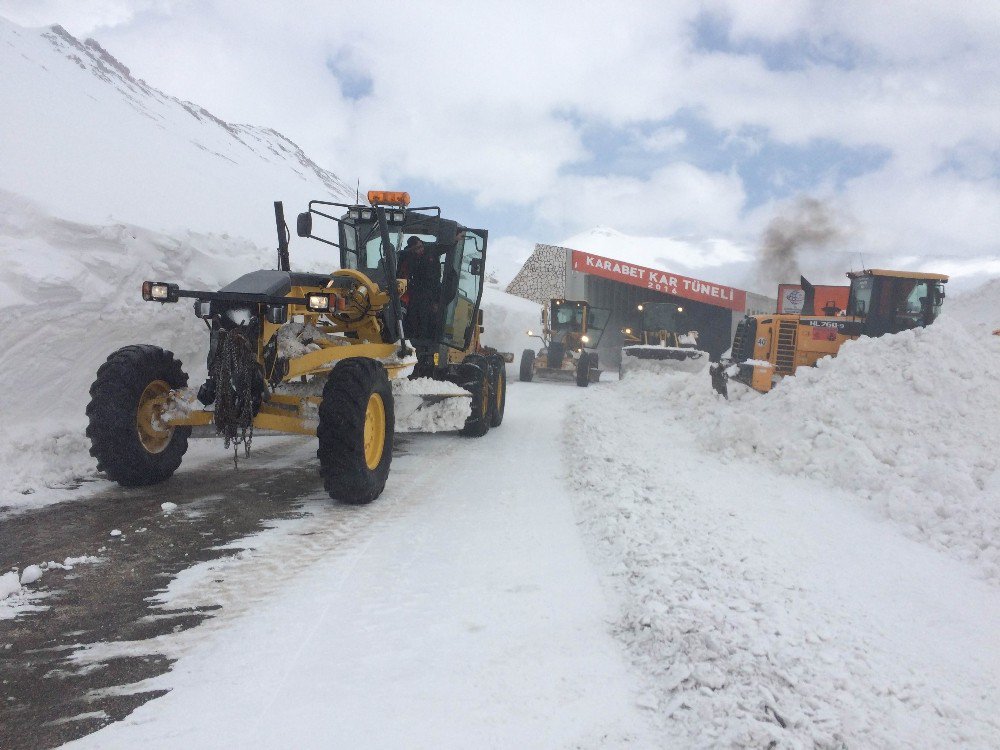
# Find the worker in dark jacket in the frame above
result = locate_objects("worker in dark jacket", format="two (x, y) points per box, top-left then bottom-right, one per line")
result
(397, 236), (442, 341)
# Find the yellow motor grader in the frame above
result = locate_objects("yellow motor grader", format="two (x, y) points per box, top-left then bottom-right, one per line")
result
(519, 299), (609, 387)
(86, 191), (505, 504)
(619, 301), (710, 378)
(710, 269), (948, 397)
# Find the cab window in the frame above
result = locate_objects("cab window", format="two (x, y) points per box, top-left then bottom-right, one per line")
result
(441, 230), (486, 349)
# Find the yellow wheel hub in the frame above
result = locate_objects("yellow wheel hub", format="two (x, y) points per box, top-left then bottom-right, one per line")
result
(363, 392), (386, 470)
(495, 371), (504, 412)
(136, 380), (173, 454)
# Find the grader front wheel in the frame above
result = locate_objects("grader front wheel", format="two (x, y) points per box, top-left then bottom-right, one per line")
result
(459, 355), (492, 438)
(317, 358), (394, 504)
(86, 345), (191, 486)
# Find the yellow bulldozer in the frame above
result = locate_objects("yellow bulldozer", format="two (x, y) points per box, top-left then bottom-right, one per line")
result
(519, 299), (610, 387)
(711, 268), (948, 397)
(86, 191), (505, 505)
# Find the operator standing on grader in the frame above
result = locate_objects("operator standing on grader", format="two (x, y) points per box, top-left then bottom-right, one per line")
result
(397, 236), (442, 341)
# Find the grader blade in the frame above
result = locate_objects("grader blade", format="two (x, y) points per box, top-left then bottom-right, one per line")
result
(392, 378), (472, 433)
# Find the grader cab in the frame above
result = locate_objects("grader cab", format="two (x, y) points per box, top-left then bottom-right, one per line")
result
(711, 269), (948, 397)
(519, 299), (609, 387)
(86, 191), (505, 506)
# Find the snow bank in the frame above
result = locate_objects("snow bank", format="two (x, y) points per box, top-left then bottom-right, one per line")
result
(565, 374), (1000, 747)
(607, 295), (1000, 586)
(0, 191), (269, 503)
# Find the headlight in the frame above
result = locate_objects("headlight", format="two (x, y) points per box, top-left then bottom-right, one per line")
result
(581, 335), (590, 343)
(142, 281), (179, 303)
(307, 293), (332, 312)
(527, 329), (534, 336)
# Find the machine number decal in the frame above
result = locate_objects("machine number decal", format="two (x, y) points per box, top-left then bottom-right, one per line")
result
(756, 337), (767, 347)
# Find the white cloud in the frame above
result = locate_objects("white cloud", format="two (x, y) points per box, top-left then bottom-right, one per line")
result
(537, 162), (746, 237)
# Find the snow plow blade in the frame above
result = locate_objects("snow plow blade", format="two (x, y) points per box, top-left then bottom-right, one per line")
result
(392, 378), (472, 433)
(620, 346), (710, 377)
(534, 367), (578, 382)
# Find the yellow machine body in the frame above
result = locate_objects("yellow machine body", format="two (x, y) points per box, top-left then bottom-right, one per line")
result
(714, 269), (949, 396)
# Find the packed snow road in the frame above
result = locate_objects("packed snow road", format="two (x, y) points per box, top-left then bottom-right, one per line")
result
(5, 365), (1000, 749)
(0, 436), (341, 749)
(2, 381), (656, 749)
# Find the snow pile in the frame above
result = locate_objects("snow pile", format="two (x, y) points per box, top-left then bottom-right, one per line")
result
(392, 378), (471, 433)
(565, 380), (1000, 747)
(948, 277), (1000, 332)
(607, 307), (1000, 585)
(0, 571), (21, 600)
(620, 347), (711, 376)
(0, 191), (269, 502)
(1, 556), (101, 619)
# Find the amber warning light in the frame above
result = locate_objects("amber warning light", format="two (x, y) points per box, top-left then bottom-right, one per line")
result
(367, 190), (410, 207)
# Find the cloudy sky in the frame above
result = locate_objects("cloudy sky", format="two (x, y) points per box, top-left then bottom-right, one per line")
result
(2, 0), (999, 287)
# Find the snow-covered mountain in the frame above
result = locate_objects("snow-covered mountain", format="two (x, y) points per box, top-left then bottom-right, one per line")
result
(0, 17), (352, 247)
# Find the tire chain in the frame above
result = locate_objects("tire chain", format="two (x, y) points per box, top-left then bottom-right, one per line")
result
(211, 326), (263, 466)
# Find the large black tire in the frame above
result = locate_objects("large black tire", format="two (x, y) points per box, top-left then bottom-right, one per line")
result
(519, 349), (535, 382)
(317, 358), (394, 504)
(460, 355), (491, 438)
(86, 345), (191, 487)
(488, 357), (506, 428)
(576, 352), (591, 387)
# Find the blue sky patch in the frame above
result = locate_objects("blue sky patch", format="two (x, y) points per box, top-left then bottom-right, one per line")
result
(559, 110), (890, 211)
(692, 11), (865, 72)
(326, 51), (373, 100)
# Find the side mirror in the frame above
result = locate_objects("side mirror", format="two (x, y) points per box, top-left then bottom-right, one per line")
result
(477, 308), (484, 325)
(296, 212), (313, 238)
(469, 258), (483, 276)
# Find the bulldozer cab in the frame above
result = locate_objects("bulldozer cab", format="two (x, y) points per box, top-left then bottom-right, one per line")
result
(846, 270), (947, 337)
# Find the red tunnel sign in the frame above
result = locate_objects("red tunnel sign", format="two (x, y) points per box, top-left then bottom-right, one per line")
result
(571, 250), (747, 311)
